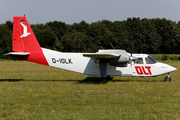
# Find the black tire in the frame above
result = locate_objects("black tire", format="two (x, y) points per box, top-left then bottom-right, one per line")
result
(102, 78), (107, 83)
(164, 77), (171, 82)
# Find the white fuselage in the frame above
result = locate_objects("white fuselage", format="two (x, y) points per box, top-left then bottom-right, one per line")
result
(42, 48), (176, 77)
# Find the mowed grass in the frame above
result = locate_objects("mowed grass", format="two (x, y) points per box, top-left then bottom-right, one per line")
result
(0, 61), (180, 119)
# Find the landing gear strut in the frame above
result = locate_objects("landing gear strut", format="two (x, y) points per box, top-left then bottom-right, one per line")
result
(99, 59), (114, 83)
(164, 73), (171, 82)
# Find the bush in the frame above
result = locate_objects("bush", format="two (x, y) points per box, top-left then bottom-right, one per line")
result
(161, 55), (168, 61)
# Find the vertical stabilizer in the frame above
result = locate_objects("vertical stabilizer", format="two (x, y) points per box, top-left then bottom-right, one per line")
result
(13, 16), (41, 52)
(12, 16), (49, 65)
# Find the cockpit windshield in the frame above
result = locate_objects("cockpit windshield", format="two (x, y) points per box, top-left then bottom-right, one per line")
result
(145, 56), (157, 64)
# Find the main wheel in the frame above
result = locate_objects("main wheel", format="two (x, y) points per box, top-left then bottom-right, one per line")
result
(102, 78), (107, 83)
(164, 77), (171, 82)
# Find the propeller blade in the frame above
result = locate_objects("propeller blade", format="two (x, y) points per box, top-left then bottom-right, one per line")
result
(131, 44), (134, 56)
(130, 56), (137, 60)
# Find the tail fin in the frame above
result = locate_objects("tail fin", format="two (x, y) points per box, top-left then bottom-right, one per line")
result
(10, 15), (49, 65)
(13, 16), (41, 52)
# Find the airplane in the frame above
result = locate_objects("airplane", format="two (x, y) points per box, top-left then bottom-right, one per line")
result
(5, 15), (177, 83)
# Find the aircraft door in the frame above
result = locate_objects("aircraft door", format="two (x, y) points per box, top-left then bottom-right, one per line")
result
(133, 56), (156, 76)
(133, 57), (144, 76)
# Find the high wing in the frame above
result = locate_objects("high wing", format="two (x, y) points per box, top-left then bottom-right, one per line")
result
(83, 49), (127, 58)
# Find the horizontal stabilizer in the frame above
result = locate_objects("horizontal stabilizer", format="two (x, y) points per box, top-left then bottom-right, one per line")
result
(4, 52), (30, 60)
(4, 52), (30, 56)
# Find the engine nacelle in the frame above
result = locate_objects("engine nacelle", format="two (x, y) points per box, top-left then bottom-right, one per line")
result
(109, 53), (129, 67)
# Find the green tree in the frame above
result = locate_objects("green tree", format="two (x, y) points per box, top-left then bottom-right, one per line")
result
(32, 24), (61, 50)
(62, 31), (88, 52)
(152, 18), (178, 53)
(111, 21), (130, 50)
(47, 21), (67, 40)
(0, 24), (12, 58)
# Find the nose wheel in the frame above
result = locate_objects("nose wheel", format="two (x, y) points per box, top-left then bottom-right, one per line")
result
(164, 73), (171, 82)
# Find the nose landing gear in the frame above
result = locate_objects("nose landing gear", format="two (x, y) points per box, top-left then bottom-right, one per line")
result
(164, 73), (171, 82)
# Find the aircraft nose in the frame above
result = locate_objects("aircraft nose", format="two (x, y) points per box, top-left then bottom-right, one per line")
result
(170, 66), (177, 72)
(162, 64), (177, 72)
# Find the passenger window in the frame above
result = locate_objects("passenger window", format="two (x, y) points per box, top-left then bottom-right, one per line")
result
(135, 58), (143, 64)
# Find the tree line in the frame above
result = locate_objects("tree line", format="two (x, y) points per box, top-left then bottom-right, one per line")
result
(1, 17), (180, 59)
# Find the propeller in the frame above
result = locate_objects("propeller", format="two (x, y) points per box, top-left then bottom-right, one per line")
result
(131, 44), (134, 57)
(130, 44), (137, 60)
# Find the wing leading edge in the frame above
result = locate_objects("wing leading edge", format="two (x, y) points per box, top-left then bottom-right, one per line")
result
(83, 49), (127, 58)
(83, 53), (118, 58)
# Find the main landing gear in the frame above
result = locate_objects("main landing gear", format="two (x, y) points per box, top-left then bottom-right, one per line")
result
(164, 73), (171, 82)
(102, 76), (113, 83)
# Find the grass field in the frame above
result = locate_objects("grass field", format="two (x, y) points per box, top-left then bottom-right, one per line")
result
(0, 60), (179, 119)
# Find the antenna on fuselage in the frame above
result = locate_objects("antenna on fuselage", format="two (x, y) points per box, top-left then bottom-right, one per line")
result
(101, 46), (104, 49)
(111, 43), (115, 49)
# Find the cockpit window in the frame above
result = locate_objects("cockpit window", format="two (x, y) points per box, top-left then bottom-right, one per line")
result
(145, 56), (157, 64)
(135, 58), (143, 64)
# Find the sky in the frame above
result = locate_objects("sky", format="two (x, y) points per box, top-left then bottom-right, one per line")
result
(0, 0), (180, 24)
